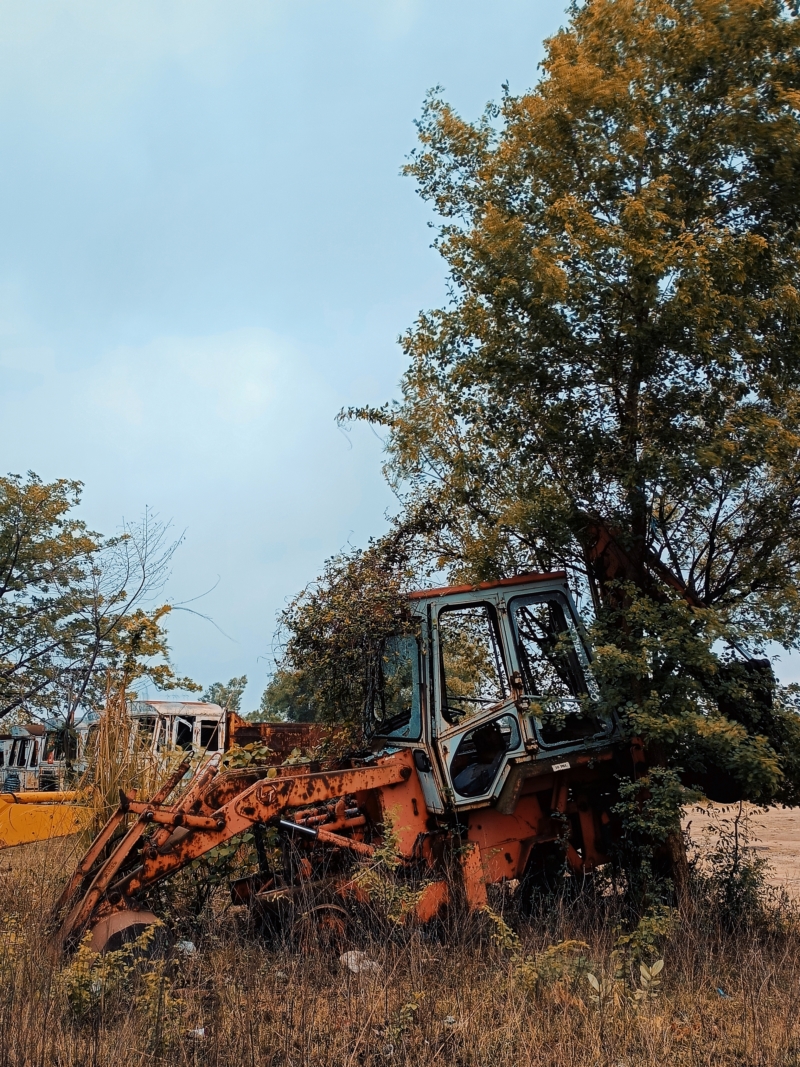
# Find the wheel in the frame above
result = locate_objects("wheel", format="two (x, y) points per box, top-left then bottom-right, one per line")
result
(292, 903), (350, 949)
(89, 909), (161, 953)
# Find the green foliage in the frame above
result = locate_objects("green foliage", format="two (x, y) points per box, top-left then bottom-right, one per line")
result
(275, 537), (414, 730)
(351, 808), (433, 924)
(482, 908), (593, 998)
(691, 802), (781, 927)
(481, 905), (522, 952)
(516, 940), (593, 994)
(110, 605), (198, 697)
(614, 770), (687, 848)
(582, 906), (671, 1009)
(612, 768), (689, 905)
(0, 474), (99, 721)
(613, 904), (674, 970)
(590, 589), (787, 803)
(252, 668), (315, 723)
(60, 923), (167, 1019)
(380, 990), (426, 1050)
(202, 675), (247, 713)
(221, 741), (277, 769)
(0, 473), (194, 723)
(586, 958), (665, 1011)
(188, 831), (262, 896)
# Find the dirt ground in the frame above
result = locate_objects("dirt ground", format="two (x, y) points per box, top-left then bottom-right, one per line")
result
(683, 803), (800, 898)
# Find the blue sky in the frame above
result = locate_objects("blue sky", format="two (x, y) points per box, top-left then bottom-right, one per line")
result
(2, 1), (796, 707)
(0, 1), (576, 709)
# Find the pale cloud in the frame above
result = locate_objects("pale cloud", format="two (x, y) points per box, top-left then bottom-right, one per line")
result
(0, 1), (280, 122)
(0, 0), (425, 125)
(90, 330), (282, 433)
(0, 326), (339, 493)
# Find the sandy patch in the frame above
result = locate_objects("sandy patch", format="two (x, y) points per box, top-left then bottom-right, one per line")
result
(683, 803), (800, 898)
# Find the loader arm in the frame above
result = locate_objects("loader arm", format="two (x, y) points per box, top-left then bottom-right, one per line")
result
(53, 751), (421, 949)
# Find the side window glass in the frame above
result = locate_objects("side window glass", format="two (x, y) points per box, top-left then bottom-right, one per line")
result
(175, 717), (195, 750)
(511, 593), (604, 746)
(136, 717), (156, 744)
(511, 594), (595, 699)
(438, 604), (508, 724)
(450, 713), (520, 797)
(371, 635), (421, 740)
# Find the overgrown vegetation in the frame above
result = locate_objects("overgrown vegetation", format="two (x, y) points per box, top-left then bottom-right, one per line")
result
(330, 0), (800, 823)
(269, 537), (416, 732)
(1, 815), (798, 1067)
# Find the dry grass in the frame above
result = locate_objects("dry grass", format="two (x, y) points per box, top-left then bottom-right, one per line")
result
(2, 831), (800, 1067)
(81, 686), (167, 828)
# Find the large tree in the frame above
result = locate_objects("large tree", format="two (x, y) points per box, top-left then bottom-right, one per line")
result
(351, 0), (800, 803)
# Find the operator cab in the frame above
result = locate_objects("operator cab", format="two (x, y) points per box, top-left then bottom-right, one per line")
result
(367, 572), (615, 812)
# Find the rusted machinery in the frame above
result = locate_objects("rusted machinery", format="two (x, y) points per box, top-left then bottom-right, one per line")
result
(52, 570), (642, 952)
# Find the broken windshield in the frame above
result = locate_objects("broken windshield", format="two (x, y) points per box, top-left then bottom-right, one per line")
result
(510, 592), (593, 699)
(370, 633), (421, 740)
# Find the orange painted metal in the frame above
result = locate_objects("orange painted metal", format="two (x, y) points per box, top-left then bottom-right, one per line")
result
(53, 752), (416, 947)
(52, 734), (626, 952)
(53, 756), (191, 919)
(459, 843), (488, 909)
(407, 571), (567, 600)
(467, 795), (547, 883)
(413, 880), (450, 921)
(314, 827), (374, 856)
(123, 802), (224, 831)
(226, 711), (328, 756)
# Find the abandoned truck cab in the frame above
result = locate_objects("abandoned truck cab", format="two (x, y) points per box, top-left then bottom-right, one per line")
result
(363, 572), (622, 884)
(369, 572), (616, 806)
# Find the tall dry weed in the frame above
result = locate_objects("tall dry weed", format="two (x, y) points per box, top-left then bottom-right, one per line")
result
(80, 679), (175, 828)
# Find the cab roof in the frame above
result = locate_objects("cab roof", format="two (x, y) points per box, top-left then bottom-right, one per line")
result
(407, 571), (567, 600)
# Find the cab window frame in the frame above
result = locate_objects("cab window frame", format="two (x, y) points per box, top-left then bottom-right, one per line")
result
(437, 600), (509, 726)
(368, 630), (423, 742)
(508, 590), (595, 701)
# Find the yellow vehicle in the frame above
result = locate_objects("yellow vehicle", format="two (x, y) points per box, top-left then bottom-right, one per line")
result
(0, 790), (93, 849)
(0, 700), (230, 851)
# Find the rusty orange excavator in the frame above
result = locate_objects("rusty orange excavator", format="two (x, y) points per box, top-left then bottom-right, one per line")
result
(52, 567), (653, 952)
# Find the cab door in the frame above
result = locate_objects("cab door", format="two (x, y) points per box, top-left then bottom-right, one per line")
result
(432, 598), (525, 807)
(368, 628), (446, 814)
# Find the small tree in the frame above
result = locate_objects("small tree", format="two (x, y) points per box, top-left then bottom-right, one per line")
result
(253, 670), (314, 723)
(273, 537), (414, 732)
(0, 472), (195, 725)
(202, 675), (248, 713)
